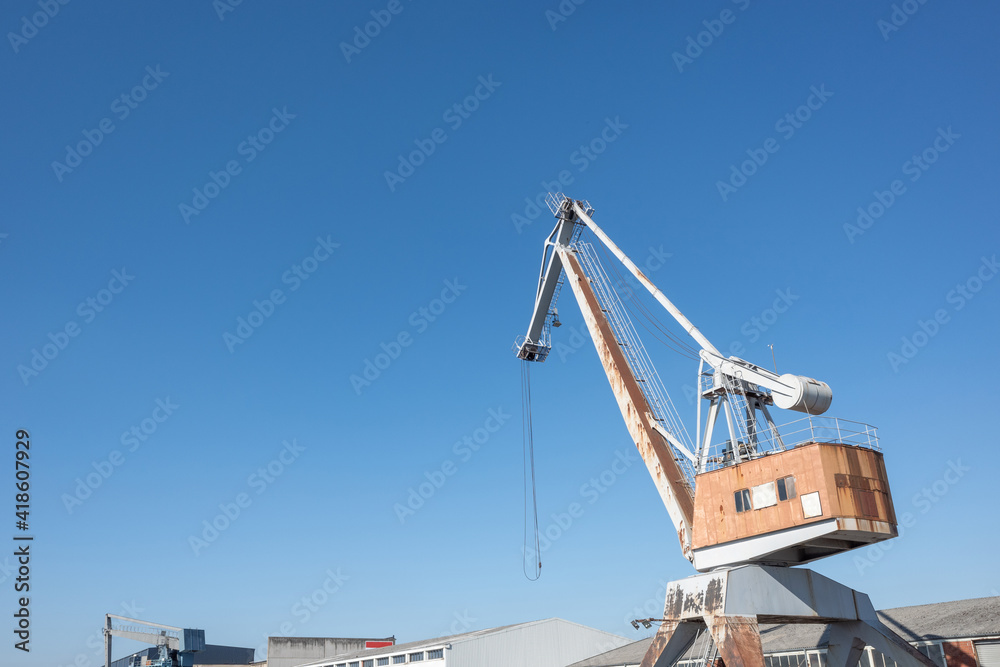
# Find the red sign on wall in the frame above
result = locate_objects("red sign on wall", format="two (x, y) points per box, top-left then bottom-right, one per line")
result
(366, 641), (394, 649)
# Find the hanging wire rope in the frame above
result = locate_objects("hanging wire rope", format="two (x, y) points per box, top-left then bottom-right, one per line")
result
(520, 360), (541, 581)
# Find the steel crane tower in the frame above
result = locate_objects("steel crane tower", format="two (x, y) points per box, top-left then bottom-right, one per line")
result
(514, 194), (935, 667)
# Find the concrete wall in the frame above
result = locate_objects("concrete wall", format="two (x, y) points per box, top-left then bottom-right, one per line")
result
(267, 637), (394, 667)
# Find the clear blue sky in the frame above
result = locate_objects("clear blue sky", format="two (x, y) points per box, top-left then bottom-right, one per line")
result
(2, 2), (999, 665)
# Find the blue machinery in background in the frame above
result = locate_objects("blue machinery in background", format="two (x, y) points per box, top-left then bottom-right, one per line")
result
(104, 614), (205, 667)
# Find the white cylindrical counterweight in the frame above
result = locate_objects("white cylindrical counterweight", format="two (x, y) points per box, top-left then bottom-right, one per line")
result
(772, 374), (833, 414)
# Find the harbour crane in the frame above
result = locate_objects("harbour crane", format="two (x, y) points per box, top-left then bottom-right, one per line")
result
(514, 194), (936, 667)
(103, 614), (205, 667)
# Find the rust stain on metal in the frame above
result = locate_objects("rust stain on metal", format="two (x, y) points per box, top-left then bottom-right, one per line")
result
(640, 621), (677, 667)
(691, 442), (899, 557)
(706, 615), (765, 667)
(561, 250), (696, 559)
(665, 587), (684, 620)
(683, 590), (705, 615)
(704, 577), (725, 614)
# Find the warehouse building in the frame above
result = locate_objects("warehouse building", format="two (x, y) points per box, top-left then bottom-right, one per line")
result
(566, 596), (1000, 667)
(293, 618), (629, 667)
(262, 636), (397, 667)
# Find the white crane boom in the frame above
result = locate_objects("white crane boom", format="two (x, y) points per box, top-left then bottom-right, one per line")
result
(569, 201), (721, 357)
(570, 200), (833, 417)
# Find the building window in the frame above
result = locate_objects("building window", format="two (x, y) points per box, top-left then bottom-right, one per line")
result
(801, 491), (822, 518)
(427, 649), (444, 659)
(863, 647), (887, 667)
(392, 656), (406, 665)
(777, 475), (797, 501)
(916, 642), (946, 667)
(409, 652), (425, 662)
(735, 488), (752, 513)
(349, 663), (359, 667)
(807, 650), (827, 667)
(364, 661), (374, 667)
(677, 660), (704, 667)
(752, 481), (778, 509)
(765, 652), (810, 667)
(378, 659), (390, 666)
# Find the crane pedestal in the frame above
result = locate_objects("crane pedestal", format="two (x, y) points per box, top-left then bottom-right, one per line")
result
(639, 565), (935, 667)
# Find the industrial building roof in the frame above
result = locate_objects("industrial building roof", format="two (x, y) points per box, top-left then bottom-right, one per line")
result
(296, 618), (626, 666)
(878, 596), (1000, 641)
(566, 596), (1000, 667)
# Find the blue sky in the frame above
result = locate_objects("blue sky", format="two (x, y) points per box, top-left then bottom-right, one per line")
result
(2, 1), (999, 665)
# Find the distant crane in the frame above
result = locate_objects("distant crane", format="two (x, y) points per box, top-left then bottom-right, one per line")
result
(514, 194), (937, 667)
(104, 614), (205, 667)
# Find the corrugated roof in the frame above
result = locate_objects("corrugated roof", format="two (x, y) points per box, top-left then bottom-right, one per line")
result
(567, 597), (1000, 667)
(879, 596), (1000, 641)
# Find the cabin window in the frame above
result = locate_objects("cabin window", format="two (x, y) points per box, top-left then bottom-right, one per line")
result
(801, 492), (822, 518)
(752, 482), (777, 509)
(777, 475), (797, 501)
(734, 488), (752, 513)
(916, 643), (946, 667)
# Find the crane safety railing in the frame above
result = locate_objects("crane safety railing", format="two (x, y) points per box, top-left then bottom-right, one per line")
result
(696, 372), (880, 471)
(573, 239), (697, 491)
(775, 415), (880, 451)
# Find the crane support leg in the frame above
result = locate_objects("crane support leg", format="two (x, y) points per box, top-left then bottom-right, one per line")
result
(704, 614), (765, 667)
(640, 621), (701, 667)
(559, 247), (695, 557)
(705, 615), (764, 667)
(826, 621), (940, 667)
(637, 565), (937, 667)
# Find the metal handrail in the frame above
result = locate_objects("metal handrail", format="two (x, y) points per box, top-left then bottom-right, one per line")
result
(772, 416), (880, 451)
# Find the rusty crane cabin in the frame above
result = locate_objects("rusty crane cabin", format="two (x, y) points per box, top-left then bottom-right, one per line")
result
(691, 441), (897, 566)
